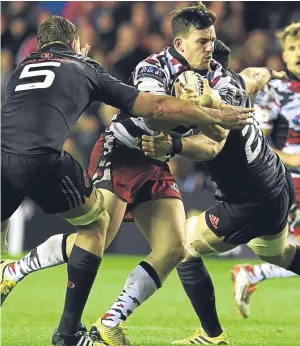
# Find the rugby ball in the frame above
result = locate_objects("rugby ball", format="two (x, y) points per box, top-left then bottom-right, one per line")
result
(172, 70), (204, 98)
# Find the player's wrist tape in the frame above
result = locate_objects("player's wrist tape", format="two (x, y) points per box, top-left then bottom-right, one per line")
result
(171, 137), (183, 156)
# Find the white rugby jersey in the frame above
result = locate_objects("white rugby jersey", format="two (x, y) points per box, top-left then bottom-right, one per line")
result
(254, 73), (300, 175)
(106, 46), (249, 162)
(107, 46), (193, 161)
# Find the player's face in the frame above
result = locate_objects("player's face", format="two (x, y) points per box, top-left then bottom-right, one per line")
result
(180, 26), (216, 70)
(283, 35), (300, 78)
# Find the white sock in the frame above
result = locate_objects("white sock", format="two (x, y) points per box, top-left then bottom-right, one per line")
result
(247, 263), (297, 285)
(4, 234), (67, 283)
(102, 262), (161, 327)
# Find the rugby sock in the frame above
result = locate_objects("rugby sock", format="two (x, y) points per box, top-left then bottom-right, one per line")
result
(101, 261), (161, 327)
(58, 245), (102, 334)
(247, 263), (297, 285)
(287, 245), (300, 275)
(4, 233), (68, 283)
(177, 258), (223, 338)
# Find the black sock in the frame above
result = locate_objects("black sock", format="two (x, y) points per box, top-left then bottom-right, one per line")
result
(287, 245), (300, 275)
(58, 245), (102, 335)
(177, 258), (223, 338)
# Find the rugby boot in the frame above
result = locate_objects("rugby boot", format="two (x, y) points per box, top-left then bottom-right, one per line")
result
(1, 260), (17, 306)
(172, 328), (229, 345)
(231, 264), (257, 318)
(52, 328), (107, 346)
(90, 318), (132, 346)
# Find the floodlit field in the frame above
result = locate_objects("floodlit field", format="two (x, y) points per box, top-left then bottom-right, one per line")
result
(1, 256), (299, 346)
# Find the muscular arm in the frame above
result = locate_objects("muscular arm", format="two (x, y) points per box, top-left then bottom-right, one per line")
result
(240, 68), (286, 95)
(272, 148), (300, 168)
(181, 133), (227, 161)
(142, 131), (228, 161)
(131, 92), (252, 130)
(200, 124), (228, 142)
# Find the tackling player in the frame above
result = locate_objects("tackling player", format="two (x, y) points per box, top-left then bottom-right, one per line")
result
(1, 15), (251, 346)
(1, 5), (290, 346)
(232, 22), (300, 319)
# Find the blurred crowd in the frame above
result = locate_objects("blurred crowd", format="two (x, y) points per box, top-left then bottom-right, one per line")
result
(2, 1), (300, 194)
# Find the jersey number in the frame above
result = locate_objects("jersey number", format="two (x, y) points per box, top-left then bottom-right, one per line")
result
(15, 62), (61, 91)
(242, 122), (263, 164)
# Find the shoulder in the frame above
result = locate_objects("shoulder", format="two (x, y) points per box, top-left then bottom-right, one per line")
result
(134, 50), (169, 83)
(227, 69), (246, 90)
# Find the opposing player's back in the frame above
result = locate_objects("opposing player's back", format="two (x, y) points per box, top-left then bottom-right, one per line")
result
(3, 46), (103, 154)
(206, 68), (286, 202)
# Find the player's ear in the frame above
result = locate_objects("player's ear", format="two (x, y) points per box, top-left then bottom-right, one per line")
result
(174, 37), (184, 53)
(69, 38), (81, 54)
(282, 51), (287, 64)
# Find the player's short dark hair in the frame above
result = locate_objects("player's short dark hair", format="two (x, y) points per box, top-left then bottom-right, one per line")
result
(37, 15), (79, 49)
(171, 2), (216, 38)
(277, 22), (300, 49)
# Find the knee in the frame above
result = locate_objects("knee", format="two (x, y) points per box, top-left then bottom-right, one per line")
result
(155, 241), (186, 264)
(88, 209), (110, 236)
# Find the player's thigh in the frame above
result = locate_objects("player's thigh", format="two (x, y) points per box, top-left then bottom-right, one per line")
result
(185, 212), (236, 258)
(248, 224), (289, 258)
(1, 169), (24, 222)
(132, 198), (186, 252)
(29, 152), (97, 217)
(100, 188), (127, 249)
(64, 189), (127, 256)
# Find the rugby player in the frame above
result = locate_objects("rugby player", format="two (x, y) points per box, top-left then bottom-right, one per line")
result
(1, 5), (290, 346)
(141, 26), (300, 346)
(1, 15), (252, 346)
(232, 22), (300, 319)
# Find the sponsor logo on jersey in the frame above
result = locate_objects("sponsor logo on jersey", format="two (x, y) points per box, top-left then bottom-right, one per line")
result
(137, 66), (165, 83)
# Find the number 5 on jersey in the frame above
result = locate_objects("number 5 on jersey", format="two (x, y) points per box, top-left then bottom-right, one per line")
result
(15, 62), (61, 91)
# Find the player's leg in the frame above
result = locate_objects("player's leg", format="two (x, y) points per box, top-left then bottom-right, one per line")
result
(92, 198), (187, 346)
(1, 220), (9, 254)
(21, 152), (111, 346)
(232, 209), (299, 312)
(249, 225), (300, 275)
(235, 196), (300, 291)
(2, 187), (127, 286)
(237, 192), (300, 320)
(249, 173), (300, 276)
(1, 158), (25, 304)
(173, 212), (233, 345)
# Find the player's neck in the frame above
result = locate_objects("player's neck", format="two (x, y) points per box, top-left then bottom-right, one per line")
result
(286, 69), (300, 82)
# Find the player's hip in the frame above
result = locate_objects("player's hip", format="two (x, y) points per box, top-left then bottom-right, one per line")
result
(88, 133), (182, 208)
(205, 171), (294, 244)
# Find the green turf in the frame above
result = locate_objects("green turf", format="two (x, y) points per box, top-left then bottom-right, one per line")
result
(1, 256), (299, 346)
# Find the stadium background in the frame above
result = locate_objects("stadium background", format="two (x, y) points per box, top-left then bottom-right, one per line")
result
(2, 1), (300, 256)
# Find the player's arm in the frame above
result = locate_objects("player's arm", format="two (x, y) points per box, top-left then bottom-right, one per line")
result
(142, 132), (226, 161)
(253, 83), (300, 167)
(272, 149), (300, 168)
(85, 63), (253, 130)
(174, 82), (228, 142)
(239, 68), (287, 95)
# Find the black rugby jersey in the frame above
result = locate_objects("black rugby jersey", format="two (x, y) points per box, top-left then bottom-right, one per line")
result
(205, 68), (286, 202)
(1, 43), (139, 154)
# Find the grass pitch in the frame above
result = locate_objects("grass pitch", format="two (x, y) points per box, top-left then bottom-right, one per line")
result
(1, 256), (299, 346)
